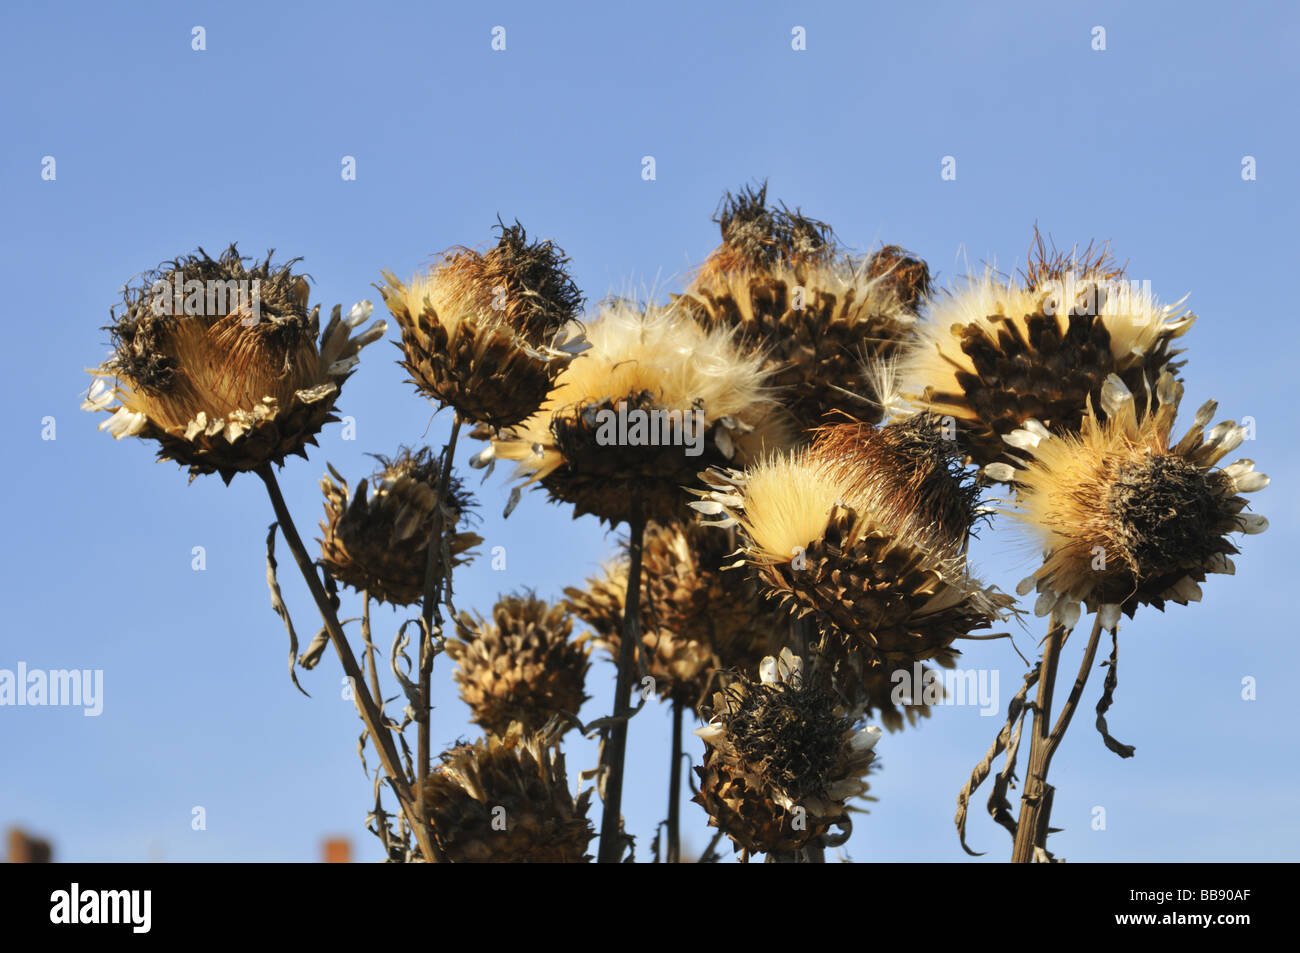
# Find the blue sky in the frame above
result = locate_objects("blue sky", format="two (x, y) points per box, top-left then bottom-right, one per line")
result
(1, 0), (1297, 862)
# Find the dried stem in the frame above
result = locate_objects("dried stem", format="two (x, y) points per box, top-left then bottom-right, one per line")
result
(597, 502), (646, 863)
(698, 828), (725, 863)
(418, 413), (462, 800)
(1010, 611), (1067, 863)
(1010, 611), (1109, 862)
(361, 592), (383, 705)
(1047, 613), (1106, 760)
(667, 697), (683, 863)
(257, 464), (443, 862)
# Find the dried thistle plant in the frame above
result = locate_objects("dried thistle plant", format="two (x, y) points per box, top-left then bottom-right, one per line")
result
(990, 371), (1268, 622)
(896, 232), (1195, 470)
(690, 418), (1014, 720)
(901, 237), (1273, 863)
(447, 593), (591, 737)
(676, 183), (921, 428)
(379, 221), (587, 429)
(482, 300), (789, 525)
(478, 296), (793, 861)
(84, 245), (445, 862)
(694, 649), (880, 858)
(318, 447), (482, 606)
(81, 202), (1269, 867)
(84, 245), (387, 482)
(421, 724), (594, 863)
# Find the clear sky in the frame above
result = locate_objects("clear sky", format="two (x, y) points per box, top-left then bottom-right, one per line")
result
(1, 0), (1296, 862)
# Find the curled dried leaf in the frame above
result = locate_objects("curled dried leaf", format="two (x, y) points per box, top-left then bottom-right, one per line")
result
(1096, 627), (1136, 758)
(955, 668), (1039, 855)
(265, 523), (310, 698)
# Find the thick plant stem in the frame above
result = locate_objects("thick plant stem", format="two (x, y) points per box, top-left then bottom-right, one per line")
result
(418, 413), (462, 798)
(667, 697), (683, 863)
(1011, 612), (1067, 863)
(1011, 612), (1109, 862)
(258, 465), (443, 862)
(597, 504), (646, 863)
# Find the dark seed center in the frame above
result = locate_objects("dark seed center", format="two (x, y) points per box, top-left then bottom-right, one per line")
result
(1109, 453), (1222, 573)
(725, 682), (844, 801)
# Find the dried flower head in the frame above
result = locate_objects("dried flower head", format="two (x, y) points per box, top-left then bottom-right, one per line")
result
(677, 185), (920, 428)
(690, 420), (1013, 710)
(639, 520), (788, 686)
(564, 558), (715, 707)
(563, 521), (786, 706)
(83, 245), (386, 482)
(447, 593), (590, 736)
(421, 724), (594, 863)
(378, 222), (587, 428)
(987, 371), (1268, 624)
(696, 182), (836, 282)
(864, 244), (933, 315)
(316, 447), (481, 606)
(813, 413), (982, 556)
(693, 648), (880, 855)
(481, 300), (789, 525)
(899, 234), (1195, 468)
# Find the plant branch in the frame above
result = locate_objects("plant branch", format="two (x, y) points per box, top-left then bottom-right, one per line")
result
(418, 413), (462, 801)
(257, 464), (444, 863)
(667, 697), (683, 863)
(361, 591), (384, 707)
(597, 502), (646, 863)
(1046, 613), (1106, 761)
(1010, 610), (1067, 863)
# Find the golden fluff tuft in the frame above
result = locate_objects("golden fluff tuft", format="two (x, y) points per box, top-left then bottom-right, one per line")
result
(481, 300), (790, 524)
(558, 301), (771, 419)
(898, 236), (1195, 468)
(706, 417), (979, 571)
(727, 450), (851, 566)
(811, 414), (980, 558)
(988, 371), (1269, 624)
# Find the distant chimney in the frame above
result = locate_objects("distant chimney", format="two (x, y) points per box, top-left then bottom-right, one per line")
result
(7, 827), (53, 863)
(322, 837), (351, 864)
